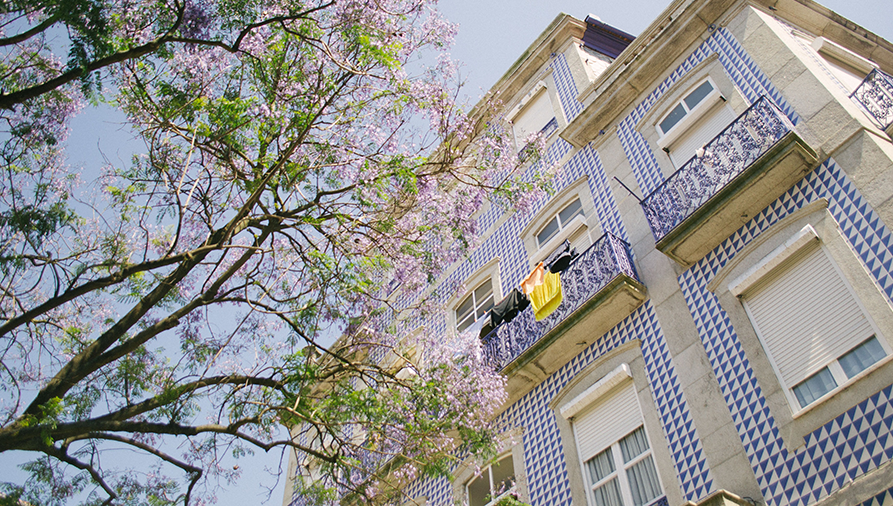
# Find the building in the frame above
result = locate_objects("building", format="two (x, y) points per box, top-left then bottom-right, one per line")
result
(284, 0), (893, 504)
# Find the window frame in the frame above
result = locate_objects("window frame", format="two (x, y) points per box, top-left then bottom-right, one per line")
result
(563, 366), (664, 506)
(520, 176), (599, 270)
(465, 453), (517, 506)
(635, 53), (749, 178)
(549, 341), (681, 506)
(455, 278), (495, 334)
(732, 232), (891, 413)
(449, 258), (502, 335)
(535, 197), (585, 248)
(585, 425), (662, 506)
(710, 199), (893, 450)
(452, 428), (529, 506)
(505, 80), (562, 151)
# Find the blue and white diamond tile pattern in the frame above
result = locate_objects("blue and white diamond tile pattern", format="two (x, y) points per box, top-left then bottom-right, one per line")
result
(678, 158), (893, 506)
(617, 28), (799, 198)
(404, 303), (714, 506)
(551, 52), (584, 121)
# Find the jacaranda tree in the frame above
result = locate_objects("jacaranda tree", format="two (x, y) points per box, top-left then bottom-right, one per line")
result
(0, 0), (550, 504)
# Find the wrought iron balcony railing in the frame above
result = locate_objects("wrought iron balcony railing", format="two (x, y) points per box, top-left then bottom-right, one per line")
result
(640, 96), (796, 242)
(481, 233), (638, 370)
(852, 68), (893, 130)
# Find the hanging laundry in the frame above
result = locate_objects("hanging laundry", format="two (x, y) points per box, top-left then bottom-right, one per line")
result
(530, 270), (562, 321)
(489, 288), (530, 327)
(520, 262), (546, 296)
(544, 239), (578, 274)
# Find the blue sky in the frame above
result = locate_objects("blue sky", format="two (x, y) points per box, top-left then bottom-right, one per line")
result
(441, 0), (893, 103)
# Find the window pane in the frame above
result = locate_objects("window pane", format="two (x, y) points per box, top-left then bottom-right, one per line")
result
(619, 426), (650, 463)
(467, 474), (489, 506)
(490, 455), (515, 498)
(840, 336), (886, 379)
(592, 478), (624, 506)
(456, 313), (475, 333)
(477, 294), (495, 320)
(456, 295), (474, 324)
(659, 103), (687, 134)
(586, 448), (616, 484)
(793, 367), (838, 408)
(537, 217), (560, 246)
(558, 198), (584, 226)
(474, 279), (493, 302)
(626, 456), (662, 506)
(683, 80), (714, 110)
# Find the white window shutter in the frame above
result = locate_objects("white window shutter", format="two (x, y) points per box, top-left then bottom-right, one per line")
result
(669, 104), (737, 168)
(743, 245), (875, 387)
(512, 89), (555, 143)
(574, 382), (640, 462)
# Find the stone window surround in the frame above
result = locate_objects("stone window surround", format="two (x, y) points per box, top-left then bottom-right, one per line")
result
(446, 258), (502, 335)
(505, 73), (563, 151)
(708, 199), (893, 451)
(451, 427), (529, 505)
(635, 53), (750, 179)
(548, 340), (683, 506)
(519, 175), (601, 270)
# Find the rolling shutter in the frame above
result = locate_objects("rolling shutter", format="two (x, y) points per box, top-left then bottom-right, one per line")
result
(742, 245), (875, 387)
(573, 381), (641, 462)
(669, 103), (737, 168)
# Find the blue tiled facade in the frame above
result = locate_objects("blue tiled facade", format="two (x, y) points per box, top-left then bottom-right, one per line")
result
(286, 4), (893, 506)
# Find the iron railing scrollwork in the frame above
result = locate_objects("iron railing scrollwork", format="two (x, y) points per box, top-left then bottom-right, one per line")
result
(852, 68), (893, 130)
(481, 233), (638, 370)
(640, 95), (795, 242)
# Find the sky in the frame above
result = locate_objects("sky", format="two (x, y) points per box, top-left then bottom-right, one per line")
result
(7, 1), (893, 505)
(440, 0), (893, 105)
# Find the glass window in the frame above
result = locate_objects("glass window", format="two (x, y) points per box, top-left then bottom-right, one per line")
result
(839, 336), (885, 379)
(683, 80), (714, 110)
(793, 368), (837, 408)
(536, 198), (585, 247)
(456, 279), (495, 333)
(467, 454), (515, 506)
(657, 79), (715, 135)
(742, 244), (889, 411)
(792, 336), (887, 408)
(585, 426), (661, 506)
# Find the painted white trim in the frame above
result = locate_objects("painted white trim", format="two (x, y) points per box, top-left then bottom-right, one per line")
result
(506, 81), (549, 122)
(811, 37), (877, 75)
(560, 363), (632, 420)
(655, 77), (724, 150)
(530, 214), (589, 267)
(729, 224), (820, 297)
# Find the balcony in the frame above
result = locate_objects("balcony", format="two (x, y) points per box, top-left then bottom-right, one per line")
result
(640, 96), (818, 266)
(482, 233), (647, 403)
(852, 68), (893, 136)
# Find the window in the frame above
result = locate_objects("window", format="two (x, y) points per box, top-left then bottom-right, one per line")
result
(732, 227), (890, 411)
(637, 54), (749, 177)
(452, 429), (528, 506)
(536, 197), (585, 247)
(507, 81), (558, 151)
(586, 426), (662, 506)
(559, 363), (665, 506)
(657, 80), (715, 135)
(711, 201), (893, 449)
(466, 454), (516, 506)
(456, 278), (495, 333)
(655, 77), (737, 167)
(520, 177), (598, 268)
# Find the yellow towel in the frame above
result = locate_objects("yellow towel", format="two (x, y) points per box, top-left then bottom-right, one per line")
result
(530, 271), (562, 321)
